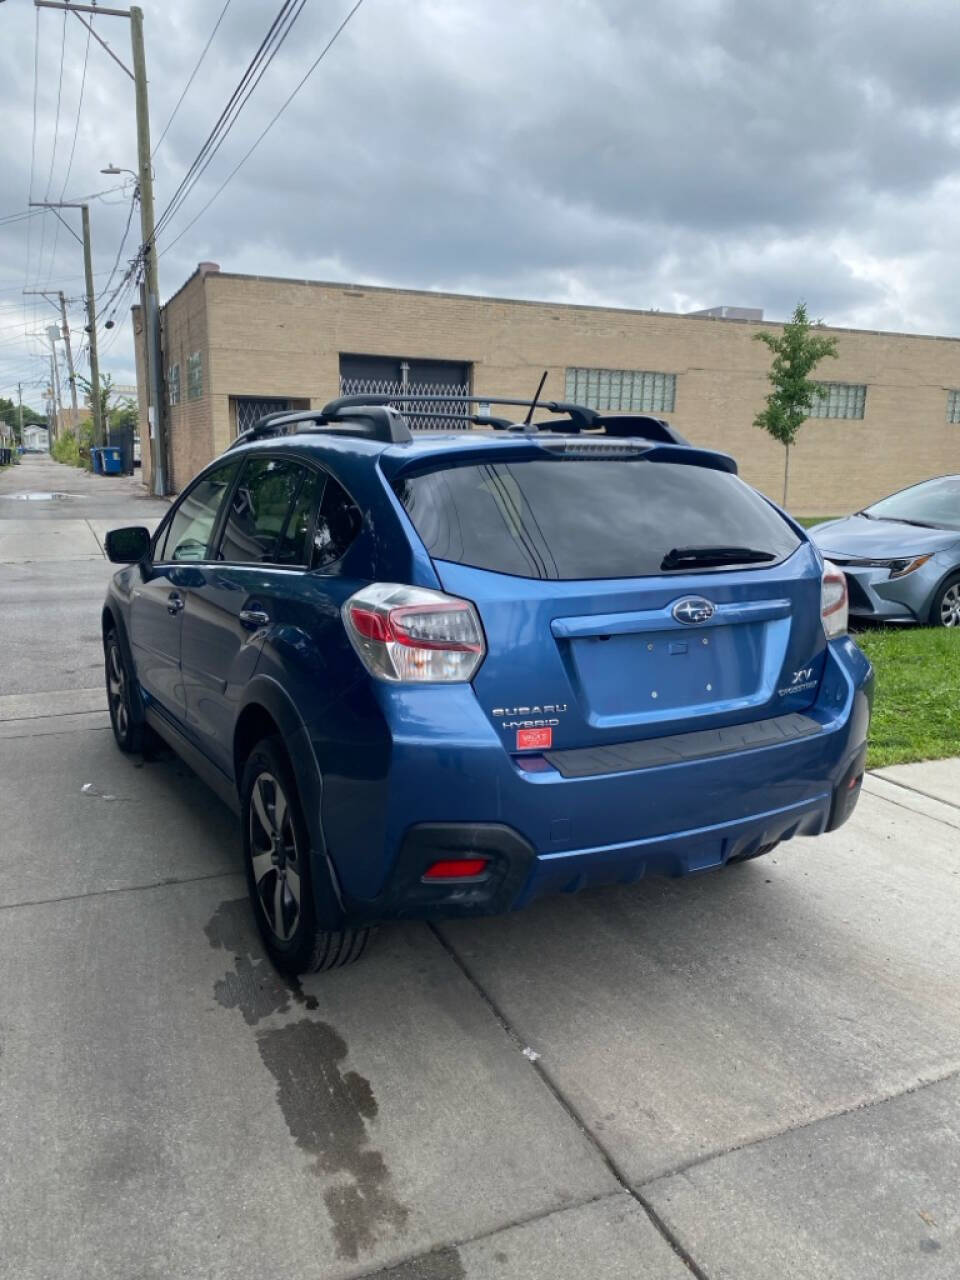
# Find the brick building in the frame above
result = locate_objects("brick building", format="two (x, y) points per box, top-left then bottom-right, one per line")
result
(135, 264), (960, 512)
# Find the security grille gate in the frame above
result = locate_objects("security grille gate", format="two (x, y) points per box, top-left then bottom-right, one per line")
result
(235, 397), (291, 435)
(338, 378), (471, 430)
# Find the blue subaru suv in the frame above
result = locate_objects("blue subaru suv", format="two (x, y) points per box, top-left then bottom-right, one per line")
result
(102, 394), (873, 974)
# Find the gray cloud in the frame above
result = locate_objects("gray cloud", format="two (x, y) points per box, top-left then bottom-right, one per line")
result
(2, 0), (960, 412)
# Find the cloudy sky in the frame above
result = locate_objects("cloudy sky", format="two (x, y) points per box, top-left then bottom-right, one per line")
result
(2, 0), (960, 413)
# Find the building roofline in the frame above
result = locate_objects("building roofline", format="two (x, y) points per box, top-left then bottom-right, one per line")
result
(164, 267), (960, 346)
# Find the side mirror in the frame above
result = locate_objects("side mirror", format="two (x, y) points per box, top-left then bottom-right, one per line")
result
(105, 525), (152, 563)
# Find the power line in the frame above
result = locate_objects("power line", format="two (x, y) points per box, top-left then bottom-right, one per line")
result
(37, 9), (70, 287)
(152, 0), (234, 157)
(159, 0), (367, 257)
(96, 190), (139, 315)
(46, 10), (92, 287)
(57, 13), (93, 208)
(151, 0), (308, 245)
(26, 6), (42, 333)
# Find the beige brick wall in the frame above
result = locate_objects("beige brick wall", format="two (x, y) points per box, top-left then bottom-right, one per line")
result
(162, 273), (214, 490)
(152, 273), (960, 511)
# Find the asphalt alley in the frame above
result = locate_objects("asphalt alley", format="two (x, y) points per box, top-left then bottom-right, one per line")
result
(2, 453), (959, 1279)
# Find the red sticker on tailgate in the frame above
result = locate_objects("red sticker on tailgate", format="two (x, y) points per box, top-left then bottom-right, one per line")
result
(516, 727), (552, 751)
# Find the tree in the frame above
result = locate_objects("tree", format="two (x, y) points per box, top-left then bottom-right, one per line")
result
(109, 398), (138, 434)
(0, 397), (45, 444)
(78, 371), (114, 430)
(753, 301), (838, 507)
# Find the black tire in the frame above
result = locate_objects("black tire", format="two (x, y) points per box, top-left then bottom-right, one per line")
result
(104, 629), (145, 753)
(728, 840), (780, 866)
(240, 735), (372, 975)
(929, 573), (960, 628)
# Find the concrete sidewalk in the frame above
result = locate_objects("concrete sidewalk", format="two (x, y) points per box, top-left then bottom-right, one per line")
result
(2, 454), (959, 1279)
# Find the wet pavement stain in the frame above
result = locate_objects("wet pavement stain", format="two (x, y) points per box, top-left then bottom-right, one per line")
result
(256, 1018), (410, 1260)
(364, 1246), (466, 1279)
(204, 898), (294, 1025)
(204, 898), (319, 1021)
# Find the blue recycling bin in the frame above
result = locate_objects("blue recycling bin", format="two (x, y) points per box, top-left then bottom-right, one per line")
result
(101, 446), (123, 475)
(90, 447), (103, 474)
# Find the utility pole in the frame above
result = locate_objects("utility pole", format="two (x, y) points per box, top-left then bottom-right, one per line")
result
(58, 291), (79, 420)
(22, 289), (80, 420)
(81, 204), (103, 445)
(17, 382), (24, 448)
(28, 200), (104, 445)
(35, 1), (167, 494)
(49, 349), (62, 437)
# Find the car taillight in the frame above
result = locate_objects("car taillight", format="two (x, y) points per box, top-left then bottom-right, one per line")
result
(343, 583), (486, 683)
(821, 559), (849, 639)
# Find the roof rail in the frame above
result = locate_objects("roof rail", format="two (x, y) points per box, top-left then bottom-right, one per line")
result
(230, 404), (412, 450)
(319, 393), (687, 444)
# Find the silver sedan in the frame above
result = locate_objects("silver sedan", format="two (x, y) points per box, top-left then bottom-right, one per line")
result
(810, 475), (960, 627)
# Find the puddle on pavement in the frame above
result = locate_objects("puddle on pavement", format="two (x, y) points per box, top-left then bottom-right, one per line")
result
(0, 491), (79, 501)
(204, 897), (409, 1261)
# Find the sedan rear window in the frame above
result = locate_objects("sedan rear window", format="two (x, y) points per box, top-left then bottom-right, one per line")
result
(395, 458), (801, 580)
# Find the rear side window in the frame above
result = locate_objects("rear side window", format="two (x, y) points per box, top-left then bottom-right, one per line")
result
(395, 458), (801, 580)
(219, 458), (306, 564)
(312, 474), (362, 569)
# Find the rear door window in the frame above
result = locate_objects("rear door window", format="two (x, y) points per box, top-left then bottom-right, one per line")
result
(218, 458), (306, 564)
(395, 457), (801, 580)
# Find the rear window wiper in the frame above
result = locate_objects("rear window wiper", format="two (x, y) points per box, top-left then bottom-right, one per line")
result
(660, 545), (778, 571)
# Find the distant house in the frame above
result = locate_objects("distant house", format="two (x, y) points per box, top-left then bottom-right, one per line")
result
(23, 425), (49, 451)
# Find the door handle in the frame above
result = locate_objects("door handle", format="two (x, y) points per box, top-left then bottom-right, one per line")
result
(239, 608), (270, 629)
(167, 591), (185, 615)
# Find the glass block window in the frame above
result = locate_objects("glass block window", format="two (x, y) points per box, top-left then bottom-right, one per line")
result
(947, 390), (960, 423)
(565, 367), (677, 413)
(168, 363), (181, 407)
(187, 351), (203, 401)
(808, 382), (866, 419)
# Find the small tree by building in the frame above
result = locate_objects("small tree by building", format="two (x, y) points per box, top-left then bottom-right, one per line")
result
(78, 372), (113, 430)
(753, 302), (838, 507)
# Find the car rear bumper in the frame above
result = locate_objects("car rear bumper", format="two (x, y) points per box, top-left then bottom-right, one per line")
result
(319, 635), (873, 924)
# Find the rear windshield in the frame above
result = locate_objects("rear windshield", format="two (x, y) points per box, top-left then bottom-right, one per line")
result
(394, 458), (802, 580)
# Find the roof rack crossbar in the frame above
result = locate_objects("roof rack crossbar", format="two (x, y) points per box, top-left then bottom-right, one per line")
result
(230, 404), (412, 449)
(320, 394), (687, 444)
(322, 392), (599, 426)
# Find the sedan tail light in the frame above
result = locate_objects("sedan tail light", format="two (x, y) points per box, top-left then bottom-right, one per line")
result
(343, 583), (486, 682)
(821, 560), (849, 639)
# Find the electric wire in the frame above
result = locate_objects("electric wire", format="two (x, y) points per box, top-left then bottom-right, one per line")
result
(159, 0), (367, 256)
(95, 190), (139, 317)
(152, 0), (234, 157)
(26, 6), (42, 343)
(151, 0), (308, 246)
(57, 16), (93, 208)
(37, 9), (70, 289)
(45, 11), (92, 287)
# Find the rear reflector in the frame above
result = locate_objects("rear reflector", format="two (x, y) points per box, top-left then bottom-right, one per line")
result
(423, 858), (489, 880)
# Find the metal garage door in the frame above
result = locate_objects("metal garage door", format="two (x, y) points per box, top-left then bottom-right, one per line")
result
(339, 355), (470, 430)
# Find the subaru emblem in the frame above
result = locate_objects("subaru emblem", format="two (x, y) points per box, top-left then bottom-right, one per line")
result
(672, 596), (716, 625)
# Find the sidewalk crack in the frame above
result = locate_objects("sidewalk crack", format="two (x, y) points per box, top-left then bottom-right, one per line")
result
(428, 924), (713, 1280)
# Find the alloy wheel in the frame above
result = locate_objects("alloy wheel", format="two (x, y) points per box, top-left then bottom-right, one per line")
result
(107, 642), (129, 738)
(940, 583), (960, 627)
(248, 771), (302, 942)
